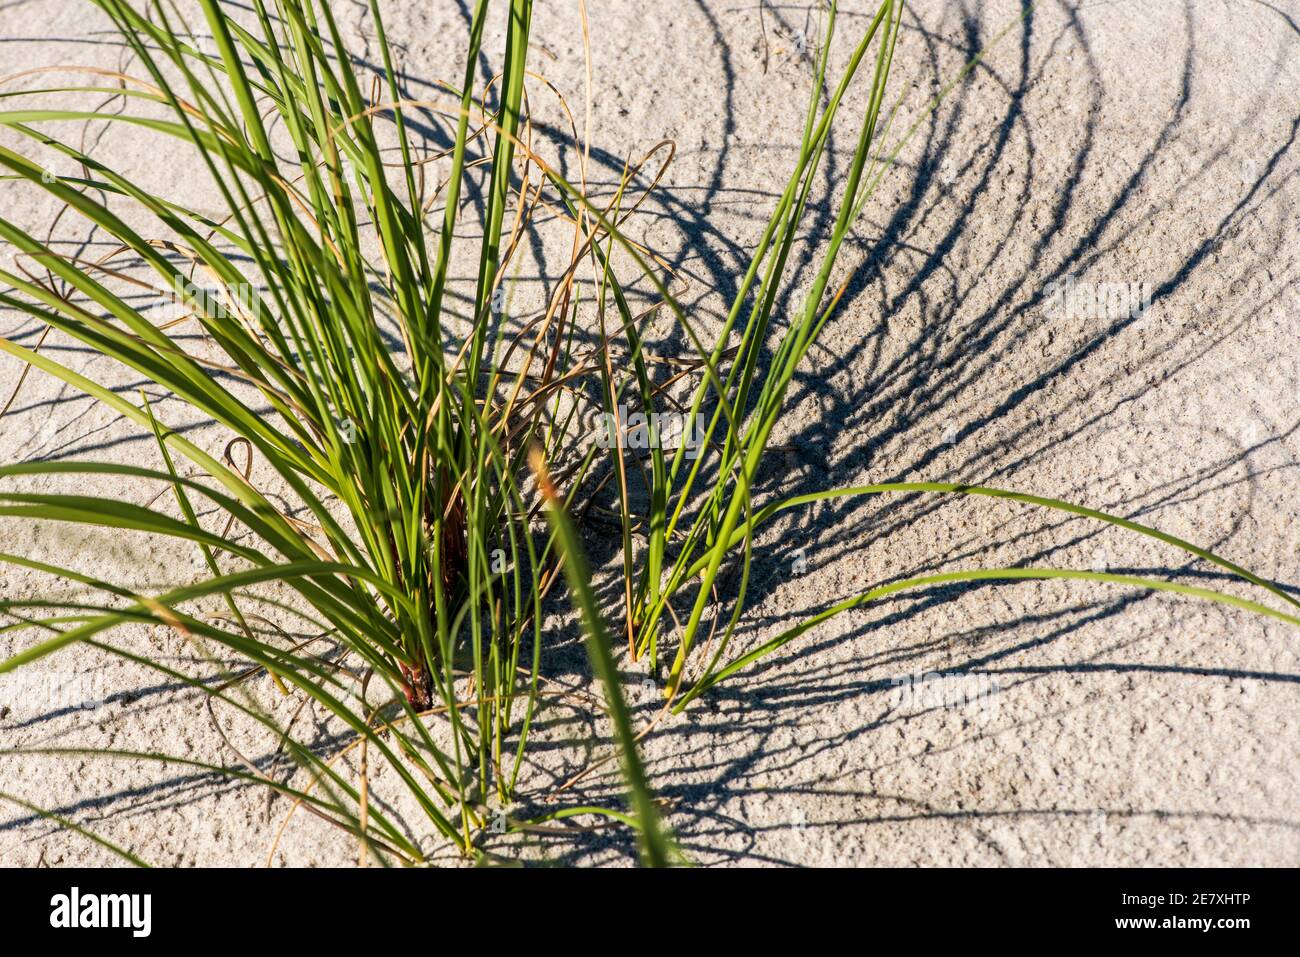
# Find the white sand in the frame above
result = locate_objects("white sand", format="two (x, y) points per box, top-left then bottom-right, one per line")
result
(1, 0), (1297, 866)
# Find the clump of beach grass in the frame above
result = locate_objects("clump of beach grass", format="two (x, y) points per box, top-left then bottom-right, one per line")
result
(0, 0), (1296, 866)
